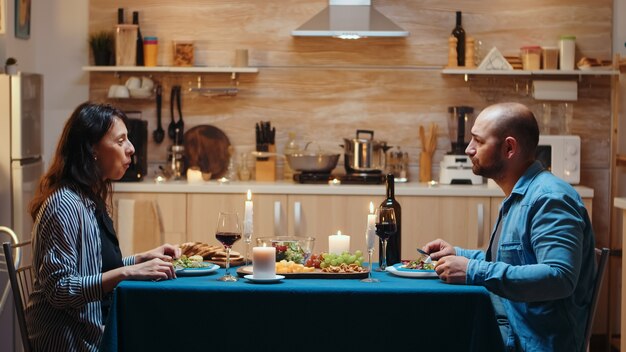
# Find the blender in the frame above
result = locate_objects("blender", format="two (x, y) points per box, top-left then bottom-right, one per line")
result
(439, 106), (483, 185)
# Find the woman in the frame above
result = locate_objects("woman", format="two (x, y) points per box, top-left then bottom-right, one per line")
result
(26, 103), (180, 351)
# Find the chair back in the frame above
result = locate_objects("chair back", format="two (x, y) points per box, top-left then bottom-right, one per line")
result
(2, 237), (33, 352)
(0, 226), (21, 314)
(583, 247), (609, 352)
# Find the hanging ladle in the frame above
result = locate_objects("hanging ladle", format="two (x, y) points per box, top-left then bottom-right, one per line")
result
(167, 85), (177, 140)
(152, 85), (164, 144)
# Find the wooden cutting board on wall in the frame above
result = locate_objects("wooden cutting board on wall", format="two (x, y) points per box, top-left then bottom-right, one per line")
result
(183, 125), (231, 179)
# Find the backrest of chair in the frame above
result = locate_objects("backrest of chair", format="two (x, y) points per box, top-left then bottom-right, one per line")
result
(583, 247), (609, 352)
(3, 240), (33, 352)
(0, 226), (21, 314)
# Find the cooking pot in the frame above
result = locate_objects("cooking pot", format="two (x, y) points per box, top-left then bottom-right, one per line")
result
(342, 130), (391, 173)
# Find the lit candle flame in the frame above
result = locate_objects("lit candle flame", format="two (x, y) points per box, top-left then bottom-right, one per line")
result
(369, 201), (374, 214)
(247, 189), (252, 201)
(337, 230), (342, 236)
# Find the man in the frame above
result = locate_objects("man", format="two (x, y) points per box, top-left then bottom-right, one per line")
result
(423, 102), (595, 352)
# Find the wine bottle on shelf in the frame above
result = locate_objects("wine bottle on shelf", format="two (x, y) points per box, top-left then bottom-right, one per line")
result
(451, 11), (465, 66)
(133, 11), (144, 66)
(379, 174), (401, 266)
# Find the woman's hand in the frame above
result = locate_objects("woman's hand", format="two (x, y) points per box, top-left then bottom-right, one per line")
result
(126, 258), (176, 281)
(135, 243), (181, 264)
(422, 239), (456, 261)
(102, 258), (176, 293)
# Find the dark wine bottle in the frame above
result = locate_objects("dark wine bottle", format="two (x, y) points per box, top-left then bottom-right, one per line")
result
(133, 11), (144, 66)
(452, 11), (465, 66)
(379, 174), (401, 265)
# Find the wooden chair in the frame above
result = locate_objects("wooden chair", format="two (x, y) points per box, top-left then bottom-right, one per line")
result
(2, 226), (33, 352)
(0, 226), (21, 314)
(583, 247), (609, 352)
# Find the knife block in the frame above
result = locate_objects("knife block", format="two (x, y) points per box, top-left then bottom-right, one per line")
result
(255, 144), (276, 181)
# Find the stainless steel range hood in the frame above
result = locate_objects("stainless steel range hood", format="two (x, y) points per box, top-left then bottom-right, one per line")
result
(292, 0), (409, 39)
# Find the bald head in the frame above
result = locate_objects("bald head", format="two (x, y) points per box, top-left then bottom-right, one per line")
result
(479, 102), (539, 160)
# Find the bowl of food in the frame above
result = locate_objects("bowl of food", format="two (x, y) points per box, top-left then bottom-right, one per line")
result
(256, 236), (315, 264)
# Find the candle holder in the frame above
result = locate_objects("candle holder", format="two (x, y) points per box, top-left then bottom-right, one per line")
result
(244, 228), (252, 266)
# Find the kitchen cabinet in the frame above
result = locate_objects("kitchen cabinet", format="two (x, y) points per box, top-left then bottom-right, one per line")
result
(111, 192), (186, 253)
(285, 195), (491, 258)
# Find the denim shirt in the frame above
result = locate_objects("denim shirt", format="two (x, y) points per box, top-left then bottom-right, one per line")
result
(456, 161), (596, 352)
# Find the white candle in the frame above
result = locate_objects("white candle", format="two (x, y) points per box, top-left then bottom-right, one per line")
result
(253, 246), (276, 279)
(244, 190), (253, 235)
(328, 230), (350, 255)
(366, 202), (376, 250)
(186, 167), (203, 183)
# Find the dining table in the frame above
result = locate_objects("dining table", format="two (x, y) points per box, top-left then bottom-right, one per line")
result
(101, 265), (504, 352)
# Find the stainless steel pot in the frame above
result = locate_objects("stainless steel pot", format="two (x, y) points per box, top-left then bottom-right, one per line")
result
(285, 153), (340, 173)
(342, 130), (390, 173)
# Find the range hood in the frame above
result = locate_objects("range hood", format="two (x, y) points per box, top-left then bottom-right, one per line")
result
(292, 0), (409, 39)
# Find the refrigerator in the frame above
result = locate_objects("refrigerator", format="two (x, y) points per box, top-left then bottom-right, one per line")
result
(0, 72), (44, 352)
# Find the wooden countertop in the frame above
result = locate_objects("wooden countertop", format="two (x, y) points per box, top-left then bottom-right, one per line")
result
(114, 180), (594, 198)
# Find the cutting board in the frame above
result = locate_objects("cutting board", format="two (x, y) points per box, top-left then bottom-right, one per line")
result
(183, 125), (231, 179)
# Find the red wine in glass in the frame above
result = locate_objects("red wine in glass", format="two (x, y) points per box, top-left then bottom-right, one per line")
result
(216, 232), (242, 247)
(375, 222), (397, 240)
(215, 212), (242, 282)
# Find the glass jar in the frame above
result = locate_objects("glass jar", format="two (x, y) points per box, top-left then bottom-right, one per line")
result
(520, 46), (541, 70)
(168, 145), (186, 180)
(173, 41), (194, 66)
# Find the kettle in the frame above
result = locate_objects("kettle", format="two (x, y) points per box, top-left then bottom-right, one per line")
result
(342, 130), (391, 173)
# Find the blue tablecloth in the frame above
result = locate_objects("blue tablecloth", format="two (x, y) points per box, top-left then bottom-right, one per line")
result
(101, 266), (504, 352)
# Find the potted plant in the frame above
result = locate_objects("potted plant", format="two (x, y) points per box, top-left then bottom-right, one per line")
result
(89, 31), (114, 66)
(5, 58), (18, 75)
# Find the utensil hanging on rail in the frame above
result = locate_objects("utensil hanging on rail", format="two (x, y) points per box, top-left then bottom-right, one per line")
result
(174, 85), (184, 142)
(152, 84), (164, 144)
(168, 86), (177, 141)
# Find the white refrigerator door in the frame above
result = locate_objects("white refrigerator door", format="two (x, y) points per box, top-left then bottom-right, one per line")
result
(11, 73), (43, 160)
(12, 159), (43, 241)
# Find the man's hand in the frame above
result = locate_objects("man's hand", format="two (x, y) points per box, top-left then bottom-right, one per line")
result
(435, 255), (469, 284)
(422, 238), (456, 261)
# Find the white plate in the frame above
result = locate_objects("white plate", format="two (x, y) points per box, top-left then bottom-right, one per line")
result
(385, 264), (438, 278)
(175, 263), (220, 276)
(244, 274), (285, 283)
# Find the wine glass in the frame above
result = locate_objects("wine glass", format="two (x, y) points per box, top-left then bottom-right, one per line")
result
(375, 206), (397, 271)
(360, 222), (379, 283)
(215, 212), (242, 282)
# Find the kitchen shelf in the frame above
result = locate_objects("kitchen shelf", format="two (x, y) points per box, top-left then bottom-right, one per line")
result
(442, 68), (619, 76)
(82, 66), (259, 73)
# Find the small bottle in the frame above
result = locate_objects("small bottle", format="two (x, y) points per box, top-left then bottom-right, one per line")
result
(379, 174), (402, 266)
(283, 132), (301, 181)
(451, 11), (465, 66)
(238, 153), (251, 181)
(132, 11), (144, 66)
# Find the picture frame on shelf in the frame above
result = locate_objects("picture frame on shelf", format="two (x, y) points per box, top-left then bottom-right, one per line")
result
(14, 0), (30, 39)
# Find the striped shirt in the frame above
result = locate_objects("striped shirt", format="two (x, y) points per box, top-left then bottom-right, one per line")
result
(25, 186), (134, 351)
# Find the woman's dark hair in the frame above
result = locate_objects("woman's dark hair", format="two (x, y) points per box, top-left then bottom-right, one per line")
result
(30, 102), (128, 220)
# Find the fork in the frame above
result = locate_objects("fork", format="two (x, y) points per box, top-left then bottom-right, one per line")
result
(416, 248), (433, 264)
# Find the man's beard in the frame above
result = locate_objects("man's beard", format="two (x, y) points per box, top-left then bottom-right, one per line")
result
(471, 153), (505, 180)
